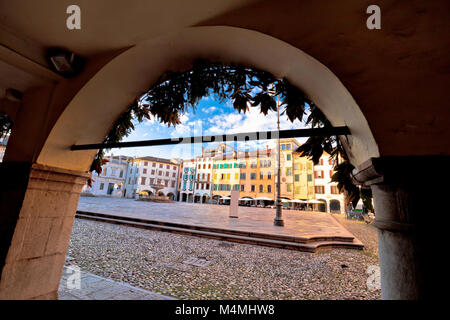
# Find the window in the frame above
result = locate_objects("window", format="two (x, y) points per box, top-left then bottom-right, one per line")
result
(152, 163), (156, 167)
(331, 186), (339, 194)
(143, 169), (147, 174)
(198, 164), (201, 169)
(287, 154), (291, 161)
(251, 162), (257, 168)
(287, 144), (291, 150)
(267, 185), (272, 193)
(151, 170), (155, 175)
(173, 165), (177, 170)
(259, 185), (264, 193)
(268, 172), (272, 180)
(165, 180), (168, 187)
(207, 173), (210, 181)
(141, 177), (146, 185)
(307, 174), (312, 182)
(99, 183), (104, 190)
(173, 172), (176, 177)
(144, 162), (148, 166)
(235, 173), (239, 180)
(128, 178), (131, 184)
(150, 178), (154, 184)
(206, 183), (209, 190)
(286, 168), (292, 176)
(251, 185), (255, 192)
(315, 186), (325, 194)
(294, 174), (300, 182)
(240, 173), (246, 180)
(203, 164), (206, 169)
(260, 172), (264, 180)
(159, 164), (163, 168)
(314, 171), (324, 179)
(103, 168), (107, 176)
(120, 170), (123, 178)
(226, 173), (230, 180)
(208, 164), (211, 169)
(171, 181), (176, 188)
(241, 184), (245, 191)
(320, 159), (324, 165)
(250, 173), (256, 180)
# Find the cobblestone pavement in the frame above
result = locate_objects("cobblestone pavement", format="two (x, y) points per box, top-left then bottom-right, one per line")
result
(67, 217), (381, 300)
(58, 259), (176, 300)
(78, 197), (357, 241)
(331, 214), (379, 259)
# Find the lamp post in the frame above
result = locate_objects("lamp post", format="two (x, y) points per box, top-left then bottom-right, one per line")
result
(273, 93), (284, 227)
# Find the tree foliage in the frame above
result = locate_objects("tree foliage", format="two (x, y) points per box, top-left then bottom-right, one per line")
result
(90, 60), (372, 210)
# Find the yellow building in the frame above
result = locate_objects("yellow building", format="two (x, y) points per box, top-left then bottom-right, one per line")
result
(211, 155), (240, 201)
(292, 153), (315, 200)
(278, 138), (302, 200)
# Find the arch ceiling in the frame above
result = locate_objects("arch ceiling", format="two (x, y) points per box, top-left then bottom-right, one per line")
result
(37, 26), (379, 171)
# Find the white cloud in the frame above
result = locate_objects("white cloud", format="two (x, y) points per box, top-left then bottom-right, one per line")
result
(201, 106), (217, 114)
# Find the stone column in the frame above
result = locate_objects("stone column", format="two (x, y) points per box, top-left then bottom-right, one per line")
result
(0, 163), (89, 299)
(352, 156), (446, 300)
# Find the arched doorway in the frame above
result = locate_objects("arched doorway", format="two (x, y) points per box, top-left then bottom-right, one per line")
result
(167, 192), (174, 200)
(329, 200), (341, 213)
(317, 199), (327, 213)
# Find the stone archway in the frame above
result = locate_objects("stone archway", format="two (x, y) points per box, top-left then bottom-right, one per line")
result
(1, 23), (444, 300)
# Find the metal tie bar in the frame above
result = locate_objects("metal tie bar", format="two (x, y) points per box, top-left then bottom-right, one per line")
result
(71, 126), (350, 151)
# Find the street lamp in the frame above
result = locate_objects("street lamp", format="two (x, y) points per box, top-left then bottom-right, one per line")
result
(272, 91), (284, 227)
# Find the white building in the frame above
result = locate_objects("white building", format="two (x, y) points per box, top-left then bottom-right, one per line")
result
(130, 156), (181, 200)
(179, 159), (196, 203)
(192, 152), (214, 203)
(82, 154), (132, 197)
(312, 152), (345, 213)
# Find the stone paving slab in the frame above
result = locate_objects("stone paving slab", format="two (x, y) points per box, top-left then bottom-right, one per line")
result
(78, 197), (357, 241)
(58, 265), (176, 300)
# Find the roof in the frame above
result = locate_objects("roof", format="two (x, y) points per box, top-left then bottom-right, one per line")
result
(136, 156), (178, 165)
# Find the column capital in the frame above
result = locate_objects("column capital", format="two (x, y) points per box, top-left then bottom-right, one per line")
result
(351, 155), (449, 187)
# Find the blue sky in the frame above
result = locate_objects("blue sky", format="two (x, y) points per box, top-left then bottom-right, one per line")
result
(108, 96), (309, 160)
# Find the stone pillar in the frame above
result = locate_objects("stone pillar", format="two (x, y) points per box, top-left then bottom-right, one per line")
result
(0, 163), (89, 299)
(352, 156), (446, 300)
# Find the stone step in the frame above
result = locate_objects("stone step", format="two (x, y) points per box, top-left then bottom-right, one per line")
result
(75, 211), (364, 253)
(77, 210), (356, 244)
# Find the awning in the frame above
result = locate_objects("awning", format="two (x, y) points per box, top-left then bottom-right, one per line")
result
(307, 200), (324, 204)
(255, 196), (273, 201)
(220, 196), (231, 200)
(239, 198), (253, 201)
(289, 199), (307, 203)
